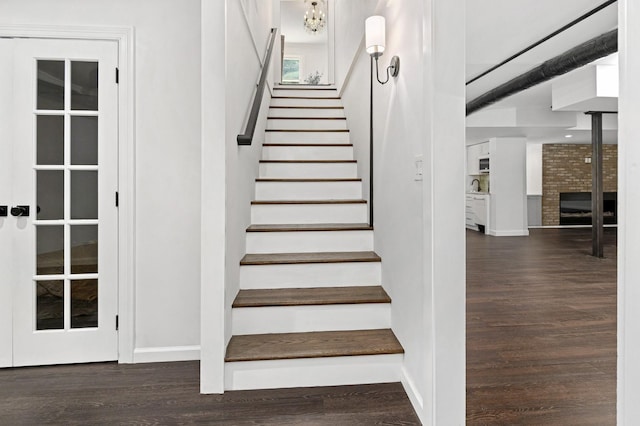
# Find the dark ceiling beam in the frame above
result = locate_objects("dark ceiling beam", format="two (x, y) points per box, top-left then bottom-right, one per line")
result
(466, 0), (618, 86)
(466, 29), (618, 116)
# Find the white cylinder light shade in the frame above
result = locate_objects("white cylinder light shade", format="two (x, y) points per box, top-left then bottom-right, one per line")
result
(365, 15), (385, 57)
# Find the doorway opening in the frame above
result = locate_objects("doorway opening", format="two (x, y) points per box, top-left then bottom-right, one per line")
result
(279, 0), (334, 85)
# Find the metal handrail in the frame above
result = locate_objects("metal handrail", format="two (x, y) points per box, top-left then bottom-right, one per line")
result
(237, 28), (278, 145)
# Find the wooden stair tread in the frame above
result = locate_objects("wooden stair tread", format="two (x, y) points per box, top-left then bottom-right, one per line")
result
(274, 87), (336, 90)
(266, 129), (349, 132)
(272, 96), (341, 100)
(251, 199), (366, 205)
(240, 251), (381, 265)
(269, 106), (344, 109)
(256, 178), (361, 182)
(233, 286), (390, 308)
(247, 223), (372, 232)
(225, 329), (403, 362)
(267, 117), (346, 120)
(260, 160), (356, 163)
(263, 143), (352, 147)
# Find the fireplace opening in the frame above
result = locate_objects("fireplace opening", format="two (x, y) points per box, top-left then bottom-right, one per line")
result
(559, 192), (617, 225)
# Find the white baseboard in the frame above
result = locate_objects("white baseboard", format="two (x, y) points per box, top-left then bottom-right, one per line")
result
(132, 345), (200, 363)
(401, 367), (426, 425)
(488, 229), (530, 237)
(528, 224), (618, 229)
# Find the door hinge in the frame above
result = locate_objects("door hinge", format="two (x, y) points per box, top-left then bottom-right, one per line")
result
(116, 315), (119, 331)
(115, 67), (119, 84)
(115, 191), (119, 207)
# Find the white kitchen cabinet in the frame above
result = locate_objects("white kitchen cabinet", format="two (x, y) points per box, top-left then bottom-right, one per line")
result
(465, 195), (477, 230)
(473, 196), (487, 226)
(466, 193), (490, 233)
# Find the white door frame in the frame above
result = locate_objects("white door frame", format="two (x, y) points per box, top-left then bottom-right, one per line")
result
(0, 24), (136, 363)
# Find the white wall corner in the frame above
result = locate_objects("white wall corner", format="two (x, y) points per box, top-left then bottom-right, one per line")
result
(422, 0), (467, 423)
(401, 367), (426, 425)
(200, 0), (227, 394)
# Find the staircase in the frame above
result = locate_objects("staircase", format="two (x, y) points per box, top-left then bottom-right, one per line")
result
(224, 86), (403, 390)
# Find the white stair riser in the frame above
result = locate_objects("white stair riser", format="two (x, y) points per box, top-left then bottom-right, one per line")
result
(266, 131), (350, 144)
(270, 98), (342, 107)
(267, 119), (348, 130)
(251, 203), (367, 224)
(239, 262), (380, 289)
(255, 181), (362, 201)
(272, 89), (338, 98)
(232, 304), (391, 335)
(262, 145), (354, 161)
(259, 163), (357, 178)
(246, 230), (373, 254)
(269, 107), (345, 118)
(225, 354), (402, 391)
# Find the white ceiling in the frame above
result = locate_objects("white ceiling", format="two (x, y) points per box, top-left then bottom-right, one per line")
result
(281, 0), (328, 45)
(466, 0), (618, 145)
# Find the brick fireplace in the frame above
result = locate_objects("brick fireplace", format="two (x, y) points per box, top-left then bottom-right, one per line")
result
(542, 144), (617, 226)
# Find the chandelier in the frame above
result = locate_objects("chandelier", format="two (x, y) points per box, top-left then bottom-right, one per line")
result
(303, 1), (326, 34)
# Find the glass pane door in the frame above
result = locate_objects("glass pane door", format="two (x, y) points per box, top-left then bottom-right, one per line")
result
(10, 38), (118, 367)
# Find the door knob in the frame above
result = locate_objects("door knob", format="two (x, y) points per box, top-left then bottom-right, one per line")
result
(10, 205), (30, 217)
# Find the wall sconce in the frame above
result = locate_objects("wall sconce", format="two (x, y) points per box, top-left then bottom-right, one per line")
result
(365, 15), (399, 84)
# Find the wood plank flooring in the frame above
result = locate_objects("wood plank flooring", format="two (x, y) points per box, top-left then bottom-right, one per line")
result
(466, 227), (617, 425)
(0, 362), (420, 425)
(225, 329), (403, 362)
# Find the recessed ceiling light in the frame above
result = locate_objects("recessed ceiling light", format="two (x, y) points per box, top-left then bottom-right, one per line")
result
(565, 134), (573, 138)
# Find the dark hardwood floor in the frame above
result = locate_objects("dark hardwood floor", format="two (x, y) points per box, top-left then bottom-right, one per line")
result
(467, 227), (617, 425)
(1, 227), (617, 425)
(0, 361), (420, 425)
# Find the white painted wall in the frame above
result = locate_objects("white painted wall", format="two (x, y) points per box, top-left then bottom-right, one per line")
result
(0, 0), (203, 359)
(284, 42), (328, 84)
(223, 0), (273, 355)
(527, 142), (543, 195)
(334, 0), (377, 91)
(341, 0), (466, 423)
(489, 137), (529, 236)
(618, 0), (640, 422)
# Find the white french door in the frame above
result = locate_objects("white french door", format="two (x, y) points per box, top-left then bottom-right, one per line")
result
(0, 38), (119, 366)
